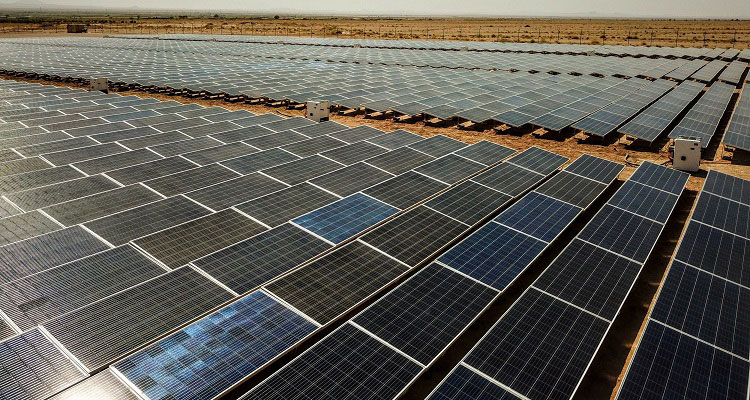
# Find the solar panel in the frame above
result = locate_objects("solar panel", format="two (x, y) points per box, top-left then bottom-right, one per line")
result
(142, 164), (240, 197)
(244, 130), (309, 150)
(134, 209), (267, 269)
(221, 148), (301, 174)
(42, 143), (127, 165)
(73, 149), (162, 175)
(364, 147), (436, 175)
(668, 82), (734, 148)
(617, 321), (748, 400)
(505, 146), (569, 175)
(293, 120), (349, 137)
(193, 223), (332, 295)
(426, 181), (513, 225)
(493, 192), (581, 241)
(366, 129), (424, 150)
(105, 156), (196, 186)
(690, 192), (749, 237)
(185, 173), (289, 211)
(360, 206), (468, 267)
(281, 135), (348, 157)
(320, 141), (388, 165)
(113, 290), (317, 400)
(608, 180), (680, 223)
(414, 155), (485, 184)
(0, 329), (87, 400)
(208, 126), (276, 143)
(0, 157), (51, 178)
(309, 162), (394, 197)
(49, 370), (139, 400)
(236, 183), (340, 228)
(429, 364), (519, 400)
(0, 226), (110, 285)
(354, 262), (496, 364)
(0, 245), (164, 330)
(0, 210), (59, 246)
(674, 221), (749, 287)
(293, 193), (399, 244)
(84, 195), (212, 246)
(0, 165), (83, 195)
(471, 163), (544, 196)
(454, 141), (515, 166)
(408, 135), (467, 157)
(43, 266), (234, 371)
(42, 184), (163, 226)
(262, 154), (344, 185)
(182, 142), (259, 165)
(534, 171), (607, 208)
(242, 323), (422, 400)
(266, 240), (409, 324)
(702, 169), (750, 205)
(330, 125), (385, 144)
(148, 137), (224, 157)
(363, 171), (447, 209)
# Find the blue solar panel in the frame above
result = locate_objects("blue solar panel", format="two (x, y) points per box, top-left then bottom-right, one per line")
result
(438, 222), (547, 291)
(493, 192), (580, 242)
(578, 205), (664, 263)
(292, 193), (399, 244)
(690, 192), (750, 238)
(114, 291), (317, 400)
(608, 181), (679, 223)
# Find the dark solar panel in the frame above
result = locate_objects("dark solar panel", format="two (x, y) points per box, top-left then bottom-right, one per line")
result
(414, 154), (485, 184)
(221, 148), (301, 174)
(438, 222), (547, 291)
(42, 143), (126, 165)
(281, 135), (348, 158)
(363, 171), (447, 210)
(148, 137), (224, 158)
(73, 149), (162, 175)
(42, 184), (163, 226)
(408, 135), (467, 157)
(650, 261), (749, 357)
(534, 171), (608, 208)
(49, 370), (140, 400)
(690, 192), (749, 238)
(0, 329), (86, 400)
(185, 173), (289, 211)
(84, 195), (211, 246)
(0, 210), (60, 246)
(0, 245), (164, 331)
(242, 323), (422, 400)
(320, 141), (388, 165)
(366, 129), (424, 150)
(703, 170), (750, 205)
(330, 125), (386, 144)
(361, 206), (468, 267)
(464, 288), (608, 400)
(0, 157), (51, 178)
(506, 147), (568, 175)
(244, 130), (309, 150)
(142, 164), (240, 197)
(617, 321), (749, 400)
(578, 205), (664, 263)
(364, 147), (436, 175)
(106, 156), (196, 186)
(430, 365), (519, 400)
(629, 161), (689, 195)
(134, 209), (268, 269)
(0, 165), (83, 195)
(0, 226), (109, 285)
(471, 163), (544, 197)
(43, 266), (234, 371)
(563, 153), (624, 183)
(194, 223), (332, 295)
(607, 181), (679, 223)
(454, 141), (516, 166)
(494, 192), (580, 241)
(426, 181), (512, 225)
(236, 183), (340, 228)
(533, 239), (641, 320)
(674, 221), (749, 287)
(293, 120), (349, 137)
(267, 240), (408, 324)
(354, 262), (496, 365)
(262, 154), (344, 185)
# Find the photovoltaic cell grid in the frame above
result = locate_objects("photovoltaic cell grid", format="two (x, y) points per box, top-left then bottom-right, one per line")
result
(430, 161), (688, 400)
(0, 81), (497, 399)
(240, 148), (580, 399)
(75, 139), (512, 399)
(723, 81), (750, 151)
(616, 170), (749, 400)
(618, 80), (705, 143)
(572, 79), (675, 137)
(668, 81), (735, 148)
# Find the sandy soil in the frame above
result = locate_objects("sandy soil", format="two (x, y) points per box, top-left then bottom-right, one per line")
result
(1, 18), (749, 49)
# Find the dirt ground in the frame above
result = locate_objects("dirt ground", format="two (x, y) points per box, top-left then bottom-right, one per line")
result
(2, 75), (748, 399)
(1, 18), (749, 49)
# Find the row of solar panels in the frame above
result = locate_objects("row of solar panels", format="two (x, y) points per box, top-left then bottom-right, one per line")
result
(616, 170), (749, 399)
(0, 79), (534, 399)
(114, 34), (737, 60)
(0, 37), (745, 148)
(0, 37), (699, 77)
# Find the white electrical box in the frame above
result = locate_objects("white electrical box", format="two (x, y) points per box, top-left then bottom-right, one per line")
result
(89, 77), (108, 93)
(306, 101), (330, 122)
(673, 136), (701, 172)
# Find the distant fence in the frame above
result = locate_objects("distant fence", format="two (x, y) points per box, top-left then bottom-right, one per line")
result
(0, 22), (748, 49)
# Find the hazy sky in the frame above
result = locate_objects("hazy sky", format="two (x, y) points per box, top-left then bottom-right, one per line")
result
(5, 0), (750, 18)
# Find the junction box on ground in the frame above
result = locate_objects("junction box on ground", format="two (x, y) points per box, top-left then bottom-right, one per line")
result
(673, 136), (701, 172)
(306, 101), (330, 122)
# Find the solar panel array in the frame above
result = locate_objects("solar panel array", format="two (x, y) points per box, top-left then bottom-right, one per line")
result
(0, 37), (737, 129)
(572, 79), (675, 136)
(240, 155), (622, 400)
(0, 79), (521, 397)
(668, 81), (735, 148)
(689, 59), (727, 83)
(104, 147), (566, 400)
(429, 161), (689, 400)
(616, 170), (749, 400)
(723, 82), (750, 151)
(718, 60), (747, 85)
(618, 80), (705, 143)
